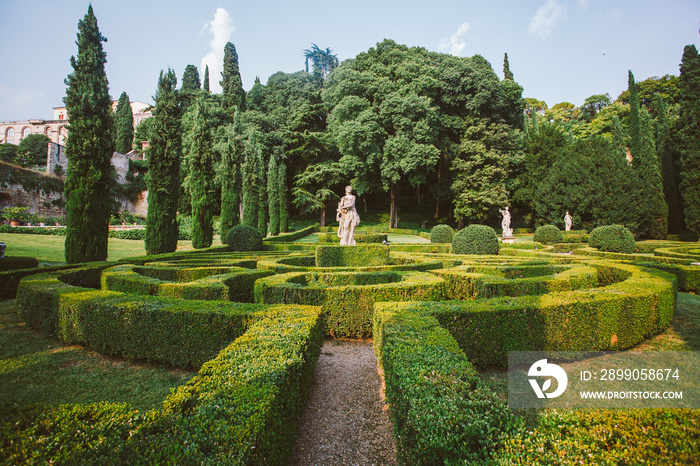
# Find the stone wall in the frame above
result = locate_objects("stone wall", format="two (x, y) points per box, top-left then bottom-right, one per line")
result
(0, 161), (65, 217)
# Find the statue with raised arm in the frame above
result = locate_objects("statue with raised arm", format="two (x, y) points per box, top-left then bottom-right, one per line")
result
(499, 206), (513, 238)
(564, 211), (573, 231)
(337, 185), (360, 245)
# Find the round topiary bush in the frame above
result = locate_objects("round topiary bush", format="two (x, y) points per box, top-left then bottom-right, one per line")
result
(588, 225), (636, 253)
(451, 224), (499, 255)
(430, 224), (455, 244)
(226, 225), (264, 252)
(533, 224), (563, 244)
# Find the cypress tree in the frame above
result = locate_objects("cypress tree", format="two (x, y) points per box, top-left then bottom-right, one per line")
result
(267, 153), (280, 236)
(219, 108), (243, 242)
(184, 97), (215, 248)
(203, 65), (210, 93)
(637, 109), (668, 239)
(63, 5), (115, 263)
(628, 71), (641, 158)
(654, 95), (683, 233)
(278, 158), (289, 232)
(257, 148), (268, 236)
(503, 53), (514, 81)
(115, 91), (134, 154)
(221, 42), (245, 115)
(677, 45), (700, 236)
(242, 131), (261, 228)
(181, 64), (201, 92)
(145, 69), (181, 255)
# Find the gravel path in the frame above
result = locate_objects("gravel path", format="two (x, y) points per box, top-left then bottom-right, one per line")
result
(290, 340), (398, 466)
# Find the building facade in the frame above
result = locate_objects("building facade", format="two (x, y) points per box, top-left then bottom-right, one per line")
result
(0, 101), (151, 146)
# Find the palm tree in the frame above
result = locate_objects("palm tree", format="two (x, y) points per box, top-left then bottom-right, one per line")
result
(304, 44), (339, 79)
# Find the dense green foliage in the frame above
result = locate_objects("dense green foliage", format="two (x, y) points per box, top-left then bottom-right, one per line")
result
(63, 6), (115, 263)
(677, 45), (700, 236)
(145, 69), (181, 255)
(181, 64), (201, 92)
(226, 224), (263, 252)
(589, 224), (636, 253)
(242, 130), (263, 228)
(218, 108), (243, 242)
(12, 134), (51, 167)
(451, 224), (499, 255)
(114, 91), (134, 153)
(430, 224), (454, 243)
(533, 224), (563, 244)
(221, 42), (245, 114)
(183, 98), (216, 248)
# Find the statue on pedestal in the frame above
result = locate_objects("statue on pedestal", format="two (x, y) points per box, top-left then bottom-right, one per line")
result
(336, 185), (360, 245)
(564, 211), (573, 231)
(499, 206), (514, 238)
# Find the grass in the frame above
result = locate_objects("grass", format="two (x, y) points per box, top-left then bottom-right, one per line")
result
(0, 233), (210, 264)
(0, 299), (195, 413)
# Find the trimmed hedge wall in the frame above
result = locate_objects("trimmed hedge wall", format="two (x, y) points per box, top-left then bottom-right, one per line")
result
(263, 224), (317, 243)
(254, 270), (445, 338)
(16, 267), (285, 368)
(101, 264), (274, 303)
(315, 244), (390, 267)
(373, 304), (517, 464)
(0, 256), (39, 271)
(417, 261), (676, 368)
(1, 305), (324, 465)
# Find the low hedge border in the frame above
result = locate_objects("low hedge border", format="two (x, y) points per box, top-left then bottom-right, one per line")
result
(254, 270), (445, 338)
(431, 263), (598, 299)
(0, 256), (39, 272)
(415, 261), (676, 368)
(102, 264), (274, 303)
(262, 225), (317, 243)
(389, 244), (451, 254)
(317, 232), (388, 243)
(633, 261), (700, 293)
(257, 252), (448, 274)
(373, 303), (517, 464)
(1, 304), (324, 465)
(316, 244), (390, 267)
(652, 246), (700, 262)
(16, 267), (283, 368)
(562, 229), (589, 243)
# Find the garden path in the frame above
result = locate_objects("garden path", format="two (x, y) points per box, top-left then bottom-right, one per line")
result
(290, 340), (397, 465)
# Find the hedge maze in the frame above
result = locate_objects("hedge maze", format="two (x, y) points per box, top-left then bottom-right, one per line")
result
(2, 238), (698, 464)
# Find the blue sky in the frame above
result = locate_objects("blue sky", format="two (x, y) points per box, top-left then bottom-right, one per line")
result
(1, 0), (698, 122)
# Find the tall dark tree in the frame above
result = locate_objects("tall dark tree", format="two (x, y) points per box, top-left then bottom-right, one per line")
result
(654, 95), (683, 233)
(218, 108), (243, 241)
(145, 69), (181, 255)
(257, 147), (268, 236)
(242, 130), (262, 228)
(183, 97), (216, 248)
(267, 153), (280, 236)
(203, 65), (210, 93)
(636, 109), (668, 238)
(677, 44), (700, 236)
(628, 71), (641, 157)
(503, 53), (514, 81)
(115, 91), (134, 153)
(63, 5), (115, 263)
(278, 158), (289, 232)
(221, 42), (245, 114)
(182, 64), (201, 92)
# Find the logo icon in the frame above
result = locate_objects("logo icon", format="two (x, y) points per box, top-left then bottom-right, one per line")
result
(528, 359), (568, 399)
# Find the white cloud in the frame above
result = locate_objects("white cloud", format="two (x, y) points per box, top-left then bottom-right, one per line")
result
(576, 0), (589, 10)
(529, 0), (565, 39)
(439, 22), (470, 56)
(0, 83), (46, 121)
(200, 7), (235, 93)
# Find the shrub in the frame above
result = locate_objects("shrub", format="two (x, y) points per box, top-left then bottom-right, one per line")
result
(226, 225), (263, 252)
(451, 224), (499, 255)
(0, 256), (39, 272)
(589, 225), (636, 253)
(315, 244), (390, 267)
(430, 224), (455, 243)
(533, 224), (563, 244)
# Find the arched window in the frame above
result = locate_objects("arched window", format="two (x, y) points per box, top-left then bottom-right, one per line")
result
(5, 128), (15, 144)
(44, 126), (52, 138)
(22, 127), (31, 140)
(58, 126), (67, 145)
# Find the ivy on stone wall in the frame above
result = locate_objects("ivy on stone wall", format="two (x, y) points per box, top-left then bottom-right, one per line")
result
(0, 161), (64, 195)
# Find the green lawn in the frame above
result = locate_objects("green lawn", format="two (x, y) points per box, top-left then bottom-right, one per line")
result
(0, 233), (217, 264)
(0, 299), (195, 413)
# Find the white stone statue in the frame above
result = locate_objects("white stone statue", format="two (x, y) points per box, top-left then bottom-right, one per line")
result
(499, 206), (513, 238)
(564, 211), (573, 231)
(336, 185), (360, 245)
